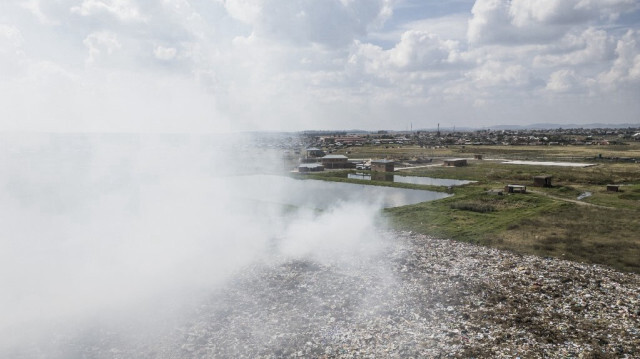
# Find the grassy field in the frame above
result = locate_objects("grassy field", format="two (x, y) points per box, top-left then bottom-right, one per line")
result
(306, 144), (640, 273)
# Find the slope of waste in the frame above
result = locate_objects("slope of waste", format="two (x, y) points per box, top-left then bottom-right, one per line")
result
(10, 231), (639, 359)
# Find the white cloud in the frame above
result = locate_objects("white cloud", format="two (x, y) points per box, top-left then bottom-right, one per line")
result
(468, 0), (639, 45)
(0, 24), (23, 47)
(509, 0), (592, 26)
(393, 13), (470, 42)
(534, 27), (616, 67)
(0, 0), (638, 131)
(599, 29), (640, 88)
(468, 61), (534, 88)
(0, 24), (27, 78)
(224, 0), (263, 23)
(389, 30), (461, 69)
(468, 0), (514, 44)
(21, 0), (60, 25)
(224, 0), (393, 47)
(83, 31), (121, 65)
(545, 68), (583, 92)
(154, 45), (177, 60)
(71, 0), (147, 22)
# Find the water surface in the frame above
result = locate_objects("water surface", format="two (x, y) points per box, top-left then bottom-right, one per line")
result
(346, 173), (473, 186)
(225, 175), (451, 209)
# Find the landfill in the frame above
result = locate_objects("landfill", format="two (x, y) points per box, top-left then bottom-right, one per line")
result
(13, 231), (640, 358)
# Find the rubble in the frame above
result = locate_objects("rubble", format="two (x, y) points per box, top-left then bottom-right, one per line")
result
(11, 231), (640, 358)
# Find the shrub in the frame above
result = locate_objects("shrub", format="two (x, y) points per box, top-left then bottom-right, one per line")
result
(450, 201), (496, 213)
(619, 192), (640, 200)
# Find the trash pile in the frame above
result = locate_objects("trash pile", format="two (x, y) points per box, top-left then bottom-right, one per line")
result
(11, 231), (640, 358)
(172, 231), (640, 358)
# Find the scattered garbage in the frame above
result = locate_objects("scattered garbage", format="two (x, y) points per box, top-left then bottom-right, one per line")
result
(16, 231), (639, 358)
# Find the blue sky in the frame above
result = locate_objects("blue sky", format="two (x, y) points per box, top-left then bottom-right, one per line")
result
(1, 0), (639, 132)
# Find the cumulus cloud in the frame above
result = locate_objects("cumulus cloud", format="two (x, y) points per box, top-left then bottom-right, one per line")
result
(0, 24), (26, 76)
(510, 0), (639, 25)
(154, 45), (177, 60)
(389, 30), (461, 69)
(83, 31), (121, 64)
(71, 0), (147, 22)
(224, 0), (393, 47)
(545, 68), (584, 92)
(533, 27), (616, 67)
(0, 0), (639, 131)
(599, 29), (640, 88)
(345, 29), (464, 78)
(21, 0), (60, 25)
(470, 61), (533, 88)
(468, 0), (639, 45)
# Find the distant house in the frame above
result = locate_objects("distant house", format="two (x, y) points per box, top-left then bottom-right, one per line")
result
(443, 158), (468, 167)
(298, 163), (324, 173)
(607, 184), (620, 192)
(321, 154), (350, 169)
(332, 136), (366, 145)
(371, 159), (394, 172)
(533, 175), (552, 187)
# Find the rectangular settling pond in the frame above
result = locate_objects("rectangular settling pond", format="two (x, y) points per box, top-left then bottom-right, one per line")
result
(222, 174), (451, 209)
(347, 173), (474, 186)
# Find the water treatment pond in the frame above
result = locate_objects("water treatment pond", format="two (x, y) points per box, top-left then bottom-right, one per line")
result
(346, 173), (474, 187)
(224, 174), (451, 209)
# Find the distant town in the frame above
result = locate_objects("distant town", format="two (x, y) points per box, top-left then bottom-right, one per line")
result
(250, 126), (640, 173)
(254, 126), (640, 151)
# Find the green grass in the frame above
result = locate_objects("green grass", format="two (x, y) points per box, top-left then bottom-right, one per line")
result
(508, 205), (640, 273)
(380, 159), (640, 273)
(385, 190), (558, 244)
(408, 161), (639, 186)
(385, 189), (640, 273)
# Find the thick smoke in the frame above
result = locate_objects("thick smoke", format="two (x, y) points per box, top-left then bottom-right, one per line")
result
(0, 133), (389, 354)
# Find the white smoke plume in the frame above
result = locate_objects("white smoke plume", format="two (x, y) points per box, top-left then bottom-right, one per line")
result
(0, 132), (389, 354)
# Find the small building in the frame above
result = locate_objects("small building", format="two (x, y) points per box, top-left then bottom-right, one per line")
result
(505, 184), (527, 193)
(306, 147), (325, 158)
(607, 184), (620, 192)
(321, 154), (349, 169)
(443, 158), (468, 167)
(297, 163), (324, 173)
(474, 154), (483, 160)
(533, 175), (552, 187)
(371, 159), (395, 172)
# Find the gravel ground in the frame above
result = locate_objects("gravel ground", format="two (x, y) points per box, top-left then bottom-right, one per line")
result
(9, 231), (640, 358)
